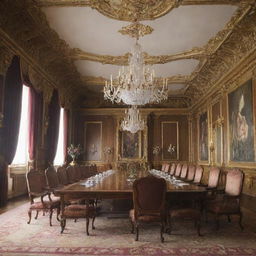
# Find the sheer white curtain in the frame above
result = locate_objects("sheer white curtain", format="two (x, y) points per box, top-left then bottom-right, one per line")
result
(54, 108), (64, 165)
(12, 85), (29, 165)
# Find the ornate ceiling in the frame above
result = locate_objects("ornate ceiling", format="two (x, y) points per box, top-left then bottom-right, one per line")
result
(0, 0), (256, 108)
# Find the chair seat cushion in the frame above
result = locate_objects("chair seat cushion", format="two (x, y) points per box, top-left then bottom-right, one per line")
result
(30, 199), (60, 210)
(129, 209), (161, 222)
(64, 204), (95, 218)
(170, 208), (200, 219)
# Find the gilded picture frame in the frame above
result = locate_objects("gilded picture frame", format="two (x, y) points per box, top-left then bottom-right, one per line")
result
(227, 79), (256, 165)
(198, 111), (209, 163)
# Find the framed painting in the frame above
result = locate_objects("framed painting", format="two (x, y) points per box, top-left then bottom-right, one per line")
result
(198, 111), (209, 162)
(161, 121), (179, 160)
(121, 131), (142, 159)
(228, 79), (255, 163)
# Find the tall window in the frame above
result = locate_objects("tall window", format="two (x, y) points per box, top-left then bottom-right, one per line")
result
(54, 108), (64, 165)
(12, 85), (29, 165)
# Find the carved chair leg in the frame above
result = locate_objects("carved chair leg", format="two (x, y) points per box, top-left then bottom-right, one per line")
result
(35, 210), (39, 219)
(160, 222), (165, 243)
(56, 208), (60, 222)
(130, 219), (135, 234)
(49, 209), (53, 226)
(92, 215), (96, 230)
(239, 212), (244, 231)
(135, 222), (139, 241)
(86, 217), (90, 236)
(60, 218), (66, 234)
(27, 210), (32, 224)
(196, 219), (202, 236)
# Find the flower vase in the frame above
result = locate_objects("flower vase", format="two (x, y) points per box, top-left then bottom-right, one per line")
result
(70, 157), (76, 166)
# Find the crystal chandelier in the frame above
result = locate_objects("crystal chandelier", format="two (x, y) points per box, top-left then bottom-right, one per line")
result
(104, 39), (168, 106)
(121, 106), (145, 134)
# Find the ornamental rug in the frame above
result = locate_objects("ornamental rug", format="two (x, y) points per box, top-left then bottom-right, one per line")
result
(0, 203), (256, 256)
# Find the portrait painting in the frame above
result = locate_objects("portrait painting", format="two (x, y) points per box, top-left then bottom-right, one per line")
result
(228, 79), (255, 162)
(121, 131), (140, 159)
(199, 112), (208, 161)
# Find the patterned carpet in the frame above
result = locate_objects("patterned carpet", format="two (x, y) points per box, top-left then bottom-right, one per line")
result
(0, 203), (256, 256)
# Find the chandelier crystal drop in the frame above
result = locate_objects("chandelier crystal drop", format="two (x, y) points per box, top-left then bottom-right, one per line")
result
(121, 106), (145, 134)
(104, 39), (168, 106)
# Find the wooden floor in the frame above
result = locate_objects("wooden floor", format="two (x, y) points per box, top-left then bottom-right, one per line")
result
(0, 195), (29, 214)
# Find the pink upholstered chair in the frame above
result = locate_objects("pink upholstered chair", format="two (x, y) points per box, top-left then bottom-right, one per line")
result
(57, 166), (69, 186)
(129, 176), (167, 242)
(180, 164), (188, 179)
(164, 163), (170, 173)
(206, 169), (244, 230)
(169, 163), (176, 176)
(207, 167), (221, 189)
(193, 166), (204, 184)
(26, 169), (60, 226)
(161, 163), (166, 172)
(45, 166), (63, 193)
(186, 165), (196, 182)
(174, 163), (182, 177)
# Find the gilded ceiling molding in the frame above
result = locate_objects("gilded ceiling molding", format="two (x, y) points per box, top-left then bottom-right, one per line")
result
(189, 10), (256, 111)
(36, 0), (242, 21)
(71, 47), (204, 65)
(186, 3), (255, 101)
(118, 22), (153, 38)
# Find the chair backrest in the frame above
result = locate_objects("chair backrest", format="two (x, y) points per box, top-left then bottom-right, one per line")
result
(45, 166), (59, 189)
(193, 166), (203, 183)
(74, 165), (82, 180)
(161, 163), (166, 172)
(225, 169), (244, 196)
(208, 167), (221, 188)
(187, 165), (196, 181)
(169, 163), (176, 176)
(57, 166), (69, 185)
(66, 166), (78, 183)
(180, 164), (188, 179)
(174, 163), (182, 177)
(133, 176), (166, 216)
(26, 169), (45, 195)
(164, 164), (170, 173)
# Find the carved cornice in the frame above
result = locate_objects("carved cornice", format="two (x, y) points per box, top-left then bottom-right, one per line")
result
(36, 0), (242, 21)
(118, 22), (153, 38)
(0, 45), (14, 75)
(188, 4), (256, 109)
(71, 47), (204, 65)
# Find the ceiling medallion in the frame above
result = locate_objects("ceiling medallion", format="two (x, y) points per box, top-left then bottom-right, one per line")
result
(118, 22), (153, 38)
(121, 106), (145, 134)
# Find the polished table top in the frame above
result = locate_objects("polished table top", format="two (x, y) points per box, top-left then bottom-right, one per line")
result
(57, 170), (206, 196)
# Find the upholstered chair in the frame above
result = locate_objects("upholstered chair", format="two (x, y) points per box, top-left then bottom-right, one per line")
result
(180, 164), (188, 180)
(169, 163), (176, 176)
(206, 167), (221, 189)
(66, 166), (78, 183)
(57, 166), (69, 185)
(206, 169), (244, 230)
(74, 165), (82, 181)
(26, 169), (60, 226)
(193, 166), (204, 184)
(174, 163), (182, 177)
(161, 163), (166, 172)
(45, 166), (63, 194)
(129, 176), (167, 242)
(60, 199), (96, 235)
(186, 165), (196, 182)
(164, 163), (170, 173)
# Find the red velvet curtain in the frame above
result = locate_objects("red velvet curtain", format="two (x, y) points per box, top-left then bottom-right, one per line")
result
(45, 90), (60, 166)
(0, 56), (23, 206)
(28, 86), (43, 161)
(63, 109), (69, 162)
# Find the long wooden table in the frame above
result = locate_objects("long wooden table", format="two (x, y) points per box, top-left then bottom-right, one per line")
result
(57, 170), (206, 205)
